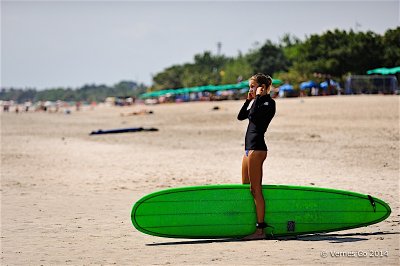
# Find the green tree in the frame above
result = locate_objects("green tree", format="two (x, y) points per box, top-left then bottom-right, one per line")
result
(291, 29), (384, 78)
(152, 51), (229, 89)
(153, 65), (185, 90)
(382, 27), (400, 67)
(247, 40), (290, 76)
(220, 54), (253, 84)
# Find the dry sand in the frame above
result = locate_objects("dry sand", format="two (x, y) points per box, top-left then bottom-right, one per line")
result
(1, 95), (399, 265)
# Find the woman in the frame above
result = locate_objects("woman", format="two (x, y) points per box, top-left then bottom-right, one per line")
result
(237, 73), (276, 240)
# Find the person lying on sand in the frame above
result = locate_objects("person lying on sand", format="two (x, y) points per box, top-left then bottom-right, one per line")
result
(121, 109), (154, 116)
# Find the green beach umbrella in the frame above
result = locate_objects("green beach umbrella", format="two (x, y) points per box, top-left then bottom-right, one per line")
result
(207, 85), (220, 92)
(367, 66), (400, 75)
(272, 79), (282, 85)
(151, 90), (165, 97)
(188, 86), (202, 93)
(238, 78), (282, 87)
(160, 89), (176, 96)
(140, 78), (283, 98)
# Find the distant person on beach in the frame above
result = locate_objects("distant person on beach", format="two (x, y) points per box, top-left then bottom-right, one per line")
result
(237, 73), (276, 240)
(76, 101), (81, 111)
(3, 101), (10, 112)
(24, 101), (32, 112)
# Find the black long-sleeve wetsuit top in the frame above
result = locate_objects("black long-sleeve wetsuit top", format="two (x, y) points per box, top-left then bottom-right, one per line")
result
(237, 94), (276, 151)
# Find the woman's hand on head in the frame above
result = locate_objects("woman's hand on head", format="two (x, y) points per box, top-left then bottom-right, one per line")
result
(247, 89), (255, 100)
(256, 86), (264, 96)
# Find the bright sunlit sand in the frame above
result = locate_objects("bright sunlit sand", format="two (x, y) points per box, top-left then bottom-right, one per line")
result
(1, 95), (399, 265)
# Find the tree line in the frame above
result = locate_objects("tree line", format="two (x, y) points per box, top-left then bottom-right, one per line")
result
(0, 81), (147, 103)
(153, 27), (399, 90)
(2, 27), (399, 103)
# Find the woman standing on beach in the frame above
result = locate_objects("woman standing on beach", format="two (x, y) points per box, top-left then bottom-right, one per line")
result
(237, 73), (276, 240)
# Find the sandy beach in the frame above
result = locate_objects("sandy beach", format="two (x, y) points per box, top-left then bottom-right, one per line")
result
(1, 95), (399, 265)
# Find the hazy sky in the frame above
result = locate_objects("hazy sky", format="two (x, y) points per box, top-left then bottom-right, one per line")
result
(2, 0), (399, 89)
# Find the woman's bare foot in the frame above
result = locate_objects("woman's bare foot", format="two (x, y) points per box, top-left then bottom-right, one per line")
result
(241, 229), (265, 240)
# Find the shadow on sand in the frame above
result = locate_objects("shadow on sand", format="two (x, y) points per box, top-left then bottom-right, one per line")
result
(146, 231), (399, 246)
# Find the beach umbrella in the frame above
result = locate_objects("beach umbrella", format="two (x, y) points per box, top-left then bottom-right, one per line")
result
(367, 66), (400, 75)
(140, 78), (283, 98)
(205, 85), (220, 92)
(141, 89), (173, 98)
(140, 91), (157, 98)
(367, 67), (390, 75)
(320, 80), (338, 89)
(218, 84), (234, 90)
(229, 83), (244, 89)
(237, 81), (251, 88)
(279, 84), (294, 91)
(216, 84), (244, 91)
(300, 80), (317, 90)
(161, 89), (178, 96)
(188, 86), (204, 93)
(238, 79), (282, 88)
(154, 90), (169, 96)
(390, 66), (400, 73)
(139, 92), (150, 98)
(173, 88), (190, 95)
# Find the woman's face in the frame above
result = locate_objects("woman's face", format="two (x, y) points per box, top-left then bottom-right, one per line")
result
(249, 80), (267, 96)
(249, 80), (259, 96)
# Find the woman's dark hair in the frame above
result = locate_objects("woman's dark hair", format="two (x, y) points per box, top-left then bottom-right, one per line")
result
(250, 73), (272, 87)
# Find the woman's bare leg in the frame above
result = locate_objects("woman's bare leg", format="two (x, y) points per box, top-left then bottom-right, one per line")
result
(249, 151), (267, 223)
(241, 154), (250, 184)
(242, 150), (267, 240)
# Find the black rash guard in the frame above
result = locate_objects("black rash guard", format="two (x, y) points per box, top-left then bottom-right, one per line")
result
(237, 94), (276, 151)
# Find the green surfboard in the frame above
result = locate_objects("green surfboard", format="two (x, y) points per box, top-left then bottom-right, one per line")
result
(131, 184), (391, 239)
